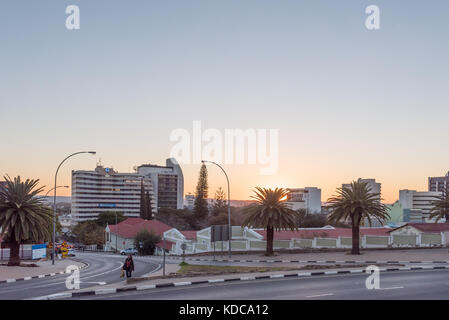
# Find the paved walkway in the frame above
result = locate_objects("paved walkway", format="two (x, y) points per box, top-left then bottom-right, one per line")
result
(176, 248), (449, 262)
(0, 259), (85, 281)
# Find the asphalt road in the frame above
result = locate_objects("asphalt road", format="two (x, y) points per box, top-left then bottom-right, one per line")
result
(71, 268), (449, 300)
(0, 252), (160, 300)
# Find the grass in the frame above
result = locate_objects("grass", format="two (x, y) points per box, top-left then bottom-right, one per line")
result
(176, 263), (302, 276)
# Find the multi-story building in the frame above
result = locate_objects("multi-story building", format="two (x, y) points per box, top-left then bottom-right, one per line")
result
(286, 187), (322, 214)
(399, 189), (441, 222)
(184, 193), (195, 210)
(71, 158), (184, 222)
(343, 178), (381, 200)
(137, 158), (184, 210)
(71, 165), (155, 222)
(429, 172), (449, 193)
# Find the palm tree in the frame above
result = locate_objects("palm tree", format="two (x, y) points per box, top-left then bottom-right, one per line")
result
(327, 179), (389, 255)
(242, 187), (300, 256)
(0, 176), (52, 266)
(429, 186), (449, 222)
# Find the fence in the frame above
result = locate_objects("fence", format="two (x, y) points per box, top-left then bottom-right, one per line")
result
(0, 245), (32, 261)
(170, 232), (447, 254)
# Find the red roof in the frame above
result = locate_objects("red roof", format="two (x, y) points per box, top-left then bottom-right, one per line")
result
(180, 231), (197, 240)
(255, 227), (390, 240)
(108, 218), (172, 239)
(156, 240), (175, 250)
(388, 223), (449, 234)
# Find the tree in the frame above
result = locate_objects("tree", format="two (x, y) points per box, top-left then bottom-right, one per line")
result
(134, 229), (161, 255)
(140, 179), (148, 219)
(241, 187), (301, 256)
(156, 207), (197, 230)
(429, 186), (449, 222)
(211, 187), (227, 216)
(71, 221), (104, 246)
(327, 179), (389, 255)
(95, 211), (126, 227)
(0, 176), (52, 266)
(193, 164), (209, 220)
(139, 179), (153, 220)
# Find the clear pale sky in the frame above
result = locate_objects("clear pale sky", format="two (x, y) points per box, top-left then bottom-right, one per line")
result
(1, 1), (448, 203)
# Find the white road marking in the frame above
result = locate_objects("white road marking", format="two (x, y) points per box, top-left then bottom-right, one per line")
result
(380, 286), (404, 290)
(306, 293), (334, 298)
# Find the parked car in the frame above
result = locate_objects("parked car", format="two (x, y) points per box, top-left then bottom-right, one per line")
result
(120, 248), (138, 255)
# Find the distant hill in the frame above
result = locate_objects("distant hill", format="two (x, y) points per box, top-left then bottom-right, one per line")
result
(42, 196), (71, 204)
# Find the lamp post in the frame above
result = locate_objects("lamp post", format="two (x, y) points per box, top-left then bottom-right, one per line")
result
(201, 160), (232, 258)
(115, 212), (118, 254)
(44, 186), (69, 198)
(53, 151), (96, 265)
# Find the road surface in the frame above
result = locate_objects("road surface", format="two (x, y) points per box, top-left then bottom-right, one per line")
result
(70, 268), (449, 300)
(0, 252), (159, 300)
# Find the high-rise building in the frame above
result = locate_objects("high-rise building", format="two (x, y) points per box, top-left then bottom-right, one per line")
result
(399, 189), (441, 221)
(343, 178), (381, 200)
(71, 165), (155, 222)
(71, 158), (184, 222)
(429, 172), (449, 192)
(136, 158), (184, 210)
(286, 187), (322, 213)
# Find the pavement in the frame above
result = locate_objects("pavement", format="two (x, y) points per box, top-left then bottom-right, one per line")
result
(73, 268), (449, 300)
(0, 258), (86, 282)
(63, 266), (449, 300)
(0, 251), (159, 300)
(5, 248), (449, 300)
(172, 247), (449, 263)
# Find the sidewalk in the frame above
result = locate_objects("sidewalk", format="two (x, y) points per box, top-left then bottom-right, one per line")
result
(0, 259), (86, 282)
(175, 248), (449, 263)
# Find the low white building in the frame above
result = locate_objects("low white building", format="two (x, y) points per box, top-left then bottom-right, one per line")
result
(286, 187), (321, 213)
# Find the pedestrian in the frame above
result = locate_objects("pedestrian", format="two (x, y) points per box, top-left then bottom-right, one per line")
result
(122, 254), (134, 278)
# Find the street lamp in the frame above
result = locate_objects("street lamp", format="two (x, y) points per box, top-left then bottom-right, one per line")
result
(201, 160), (232, 258)
(53, 151), (96, 265)
(44, 185), (69, 198)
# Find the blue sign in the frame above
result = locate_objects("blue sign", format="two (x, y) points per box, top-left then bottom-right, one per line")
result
(99, 203), (116, 208)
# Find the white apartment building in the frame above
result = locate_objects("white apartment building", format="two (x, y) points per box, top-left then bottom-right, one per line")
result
(286, 187), (322, 214)
(71, 158), (184, 222)
(71, 165), (155, 222)
(184, 194), (195, 210)
(343, 178), (381, 200)
(399, 189), (441, 219)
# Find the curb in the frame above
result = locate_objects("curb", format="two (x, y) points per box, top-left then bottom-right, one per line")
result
(33, 264), (449, 300)
(0, 260), (89, 284)
(164, 256), (449, 264)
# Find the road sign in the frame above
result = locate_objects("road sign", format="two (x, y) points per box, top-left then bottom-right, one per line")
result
(211, 225), (229, 242)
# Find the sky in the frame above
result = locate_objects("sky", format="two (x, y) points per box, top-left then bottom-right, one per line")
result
(1, 1), (449, 203)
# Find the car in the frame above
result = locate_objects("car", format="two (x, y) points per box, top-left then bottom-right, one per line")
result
(120, 248), (138, 255)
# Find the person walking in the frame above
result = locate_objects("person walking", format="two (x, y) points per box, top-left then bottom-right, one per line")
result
(122, 254), (134, 278)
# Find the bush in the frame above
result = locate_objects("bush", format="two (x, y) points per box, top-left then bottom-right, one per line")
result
(134, 229), (161, 255)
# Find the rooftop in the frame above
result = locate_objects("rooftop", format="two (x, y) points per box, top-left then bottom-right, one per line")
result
(388, 223), (449, 234)
(108, 218), (172, 238)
